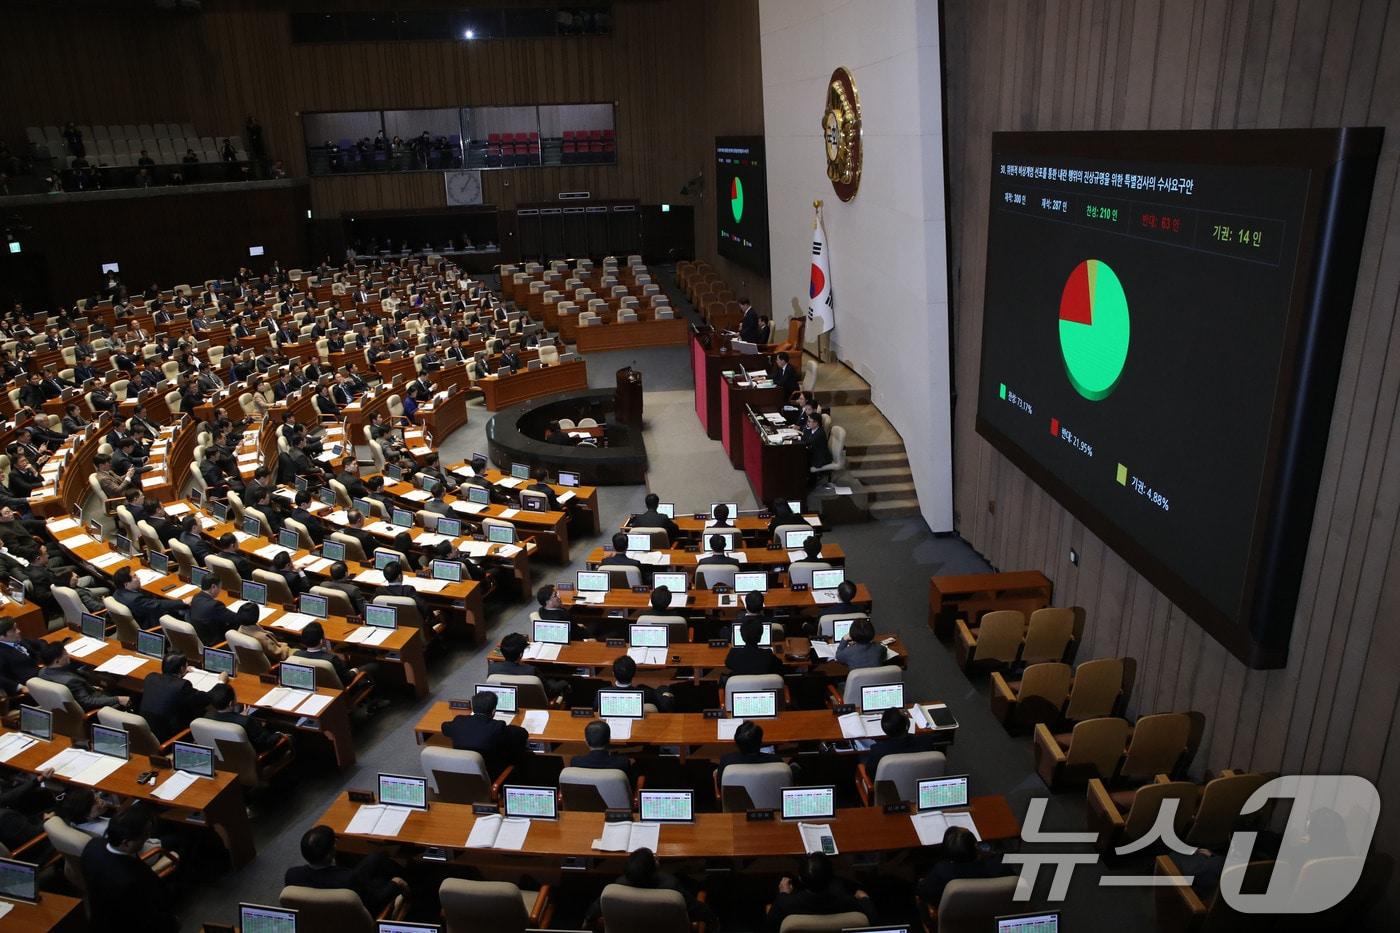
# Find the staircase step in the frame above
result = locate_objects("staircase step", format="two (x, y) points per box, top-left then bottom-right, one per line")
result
(869, 497), (922, 519)
(844, 442), (905, 456)
(864, 481), (918, 501)
(850, 466), (914, 484)
(846, 454), (908, 470)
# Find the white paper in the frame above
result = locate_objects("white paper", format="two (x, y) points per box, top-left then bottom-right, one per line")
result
(798, 822), (837, 855)
(63, 534), (97, 548)
(134, 568), (165, 586)
(495, 477), (522, 489)
(163, 502), (191, 516)
(64, 636), (108, 658)
(364, 522), (399, 535)
(810, 590), (840, 604)
(346, 626), (392, 646)
(558, 490), (576, 503)
(466, 813), (502, 848)
(498, 508), (519, 519)
(626, 646), (664, 666)
(910, 810), (980, 845)
(346, 803), (409, 837)
(254, 543), (296, 560)
(458, 540), (491, 557)
(90, 551), (127, 569)
(354, 570), (387, 586)
(451, 501), (488, 515)
(167, 583), (199, 601)
(273, 612), (315, 632)
(716, 718), (743, 741)
(837, 712), (877, 739)
(141, 476), (164, 488)
(48, 517), (80, 533)
(521, 710), (550, 734)
(297, 693), (333, 716)
(151, 770), (199, 801)
(95, 655), (151, 676)
(399, 489), (432, 502)
(522, 642), (561, 661)
(296, 557), (334, 575)
(493, 817), (531, 850)
(184, 670), (221, 692)
(604, 717), (633, 741)
(0, 901), (12, 921)
(496, 544), (522, 558)
(73, 755), (127, 786)
(812, 642), (839, 661)
(400, 577), (449, 593)
(0, 733), (37, 762)
(787, 550), (808, 563)
(413, 532), (449, 547)
(804, 515), (821, 526)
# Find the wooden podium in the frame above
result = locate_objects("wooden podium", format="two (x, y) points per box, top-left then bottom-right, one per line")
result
(615, 366), (643, 428)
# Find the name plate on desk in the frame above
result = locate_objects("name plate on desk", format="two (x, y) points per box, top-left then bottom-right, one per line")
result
(348, 788), (375, 804)
(604, 809), (633, 823)
(746, 809), (776, 822)
(832, 703), (856, 716)
(556, 583), (575, 592)
(631, 586), (650, 593)
(605, 638), (625, 648)
(571, 707), (596, 718)
(709, 639), (727, 649)
(702, 709), (726, 720)
(473, 803), (499, 816)
(790, 583), (809, 592)
(884, 802), (912, 814)
(449, 699), (472, 711)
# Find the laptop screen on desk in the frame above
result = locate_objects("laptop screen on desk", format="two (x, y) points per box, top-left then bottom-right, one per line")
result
(391, 508), (414, 528)
(299, 593), (328, 619)
(242, 580), (268, 606)
(918, 775), (970, 811)
(91, 723), (129, 760)
(781, 785), (835, 821)
(860, 682), (904, 714)
(704, 532), (738, 552)
(378, 773), (428, 810)
(20, 706), (51, 741)
(626, 533), (652, 552)
(576, 570), (610, 592)
(436, 516), (461, 537)
(430, 559), (462, 582)
(365, 604), (398, 629)
(596, 689), (645, 719)
(557, 471), (580, 487)
(113, 533), (133, 556)
(784, 529), (813, 549)
(243, 515), (263, 538)
(0, 857), (39, 904)
(374, 549), (399, 570)
(474, 683), (517, 714)
(533, 619), (570, 645)
(731, 622), (773, 647)
(503, 785), (557, 820)
(996, 914), (1059, 933)
(80, 612), (109, 641)
(710, 503), (739, 519)
(628, 624), (668, 648)
(211, 500), (230, 522)
(467, 485), (491, 505)
(730, 689), (778, 719)
(203, 647), (236, 676)
(240, 903), (298, 933)
(322, 540), (346, 562)
(656, 503), (674, 518)
(487, 524), (515, 544)
(278, 528), (301, 552)
(511, 462), (531, 479)
(831, 619), (858, 642)
(280, 662), (316, 691)
(137, 629), (165, 659)
(173, 741), (215, 777)
(147, 549), (170, 575)
(734, 572), (767, 593)
(638, 790), (694, 823)
(811, 568), (845, 590)
(652, 572), (687, 594)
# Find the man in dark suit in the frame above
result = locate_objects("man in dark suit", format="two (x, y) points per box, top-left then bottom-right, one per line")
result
(82, 808), (180, 933)
(289, 490), (327, 545)
(716, 720), (782, 781)
(176, 516), (212, 565)
(189, 575), (239, 647)
(441, 690), (529, 777)
(321, 562), (366, 617)
(140, 654), (226, 741)
(336, 510), (377, 559)
(737, 298), (760, 342)
(381, 561), (435, 628)
(862, 707), (939, 776)
(284, 825), (407, 916)
(487, 632), (538, 678)
(207, 683), (283, 753)
(599, 532), (643, 574)
(610, 655), (673, 712)
(771, 352), (800, 396)
(525, 467), (559, 510)
(37, 643), (129, 710)
(215, 533), (253, 579)
(0, 620), (43, 698)
(570, 720), (634, 782)
(724, 617), (784, 676)
(498, 346), (522, 373)
(336, 461), (370, 500)
(293, 621), (357, 685)
(697, 535), (741, 568)
(802, 411), (832, 470)
(112, 566), (187, 628)
(631, 493), (680, 543)
(766, 854), (876, 932)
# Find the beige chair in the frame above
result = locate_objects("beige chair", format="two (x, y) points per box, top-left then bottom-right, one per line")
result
(280, 884), (405, 932)
(137, 519), (165, 554)
(88, 472), (120, 514)
(98, 707), (180, 757)
(440, 878), (552, 933)
(954, 609), (1024, 671)
(160, 615), (206, 660)
(328, 532), (369, 563)
(1119, 711), (1204, 785)
(989, 661), (1072, 729)
(1064, 657), (1136, 724)
(224, 627), (274, 676)
(103, 595), (142, 647)
(1088, 774), (1200, 853)
(204, 554), (244, 595)
(559, 767), (632, 811)
(833, 664), (903, 707)
(537, 343), (560, 365)
(311, 584), (358, 618)
(720, 761), (792, 811)
(25, 676), (98, 741)
(724, 673), (785, 712)
(1185, 771), (1274, 850)
(695, 565), (738, 589)
(635, 614), (689, 643)
(190, 716), (292, 788)
(486, 673), (550, 709)
(251, 568), (296, 606)
(925, 875), (1020, 933)
(599, 883), (696, 933)
(855, 750), (947, 807)
(779, 913), (870, 933)
(1021, 606), (1079, 664)
(786, 560), (831, 587)
(43, 815), (95, 891)
(50, 585), (88, 630)
(168, 539), (197, 583)
(1034, 716), (1131, 789)
(421, 747), (509, 804)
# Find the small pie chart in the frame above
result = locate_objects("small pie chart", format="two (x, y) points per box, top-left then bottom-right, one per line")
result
(730, 176), (744, 223)
(1059, 259), (1130, 401)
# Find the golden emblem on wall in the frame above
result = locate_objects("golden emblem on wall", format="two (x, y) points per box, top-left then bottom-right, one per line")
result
(822, 66), (861, 202)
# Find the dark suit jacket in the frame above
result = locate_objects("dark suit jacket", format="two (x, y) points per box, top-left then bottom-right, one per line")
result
(570, 748), (633, 782)
(0, 639), (42, 695)
(189, 592), (239, 647)
(294, 646), (352, 685)
(38, 667), (121, 711)
(139, 672), (212, 740)
(862, 730), (939, 775)
(114, 587), (186, 629)
(179, 531), (211, 564)
(724, 644), (783, 676)
(441, 714), (528, 776)
(209, 708), (279, 752)
(772, 362), (800, 396)
(716, 749), (780, 781)
(81, 838), (179, 933)
(320, 579), (366, 616)
(739, 307), (761, 342)
(767, 885), (876, 932)
(284, 860), (398, 914)
(632, 510), (680, 543)
(290, 507), (326, 544)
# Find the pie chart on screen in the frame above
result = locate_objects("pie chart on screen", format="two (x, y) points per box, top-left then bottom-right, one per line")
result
(1058, 258), (1130, 401)
(730, 176), (744, 223)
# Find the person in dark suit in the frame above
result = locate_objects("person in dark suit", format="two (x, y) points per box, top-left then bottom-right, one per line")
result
(0, 620), (42, 698)
(336, 462), (370, 500)
(767, 853), (876, 932)
(709, 502), (737, 530)
(631, 492), (680, 543)
(284, 825), (408, 915)
(141, 654), (226, 741)
(771, 352), (800, 396)
(824, 580), (865, 620)
(337, 510), (377, 560)
(916, 826), (1009, 906)
(321, 562), (366, 617)
(738, 298), (760, 342)
(207, 683), (284, 753)
(583, 848), (716, 928)
(293, 621), (357, 685)
(725, 617), (784, 676)
(487, 632), (538, 678)
(716, 720), (782, 781)
(82, 807), (180, 933)
(189, 575), (239, 647)
(441, 690), (529, 777)
(570, 719), (634, 782)
(214, 533), (253, 580)
(599, 532), (643, 574)
(697, 534), (741, 567)
(289, 489), (327, 544)
(382, 560), (434, 627)
(112, 566), (187, 628)
(37, 643), (129, 709)
(610, 655), (674, 712)
(835, 617), (886, 670)
(802, 411), (832, 470)
(177, 516), (212, 565)
(525, 467), (559, 510)
(862, 707), (939, 775)
(543, 421), (575, 446)
(269, 551), (309, 598)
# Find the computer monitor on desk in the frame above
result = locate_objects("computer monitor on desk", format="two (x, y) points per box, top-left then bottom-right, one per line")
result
(242, 580), (268, 606)
(628, 624), (668, 648)
(364, 604), (398, 629)
(90, 723), (129, 760)
(656, 502), (674, 518)
(811, 568), (845, 591)
(20, 706), (51, 741)
(784, 528), (814, 549)
(0, 857), (39, 904)
(735, 571), (768, 593)
(299, 593), (328, 619)
(474, 683), (518, 715)
(557, 471), (580, 487)
(731, 621), (772, 646)
(173, 741), (216, 778)
(638, 790), (694, 823)
(467, 486), (491, 505)
(860, 682), (904, 715)
(137, 629), (166, 659)
(240, 903), (298, 933)
(704, 532), (738, 552)
(280, 662), (316, 692)
(378, 773), (428, 810)
(576, 570), (610, 592)
(487, 524), (516, 545)
(596, 689), (645, 719)
(321, 539), (346, 562)
(710, 502), (740, 520)
(430, 559), (463, 582)
(278, 528), (301, 552)
(918, 775), (970, 811)
(626, 533), (652, 552)
(532, 618), (570, 645)
(831, 619), (858, 642)
(80, 612), (110, 641)
(436, 516), (462, 537)
(203, 647), (236, 676)
(651, 572), (687, 594)
(242, 515), (263, 538)
(729, 689), (778, 719)
(995, 913), (1059, 933)
(503, 785), (557, 820)
(781, 785), (835, 821)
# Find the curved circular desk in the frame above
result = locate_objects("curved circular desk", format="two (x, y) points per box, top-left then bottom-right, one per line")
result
(486, 388), (647, 485)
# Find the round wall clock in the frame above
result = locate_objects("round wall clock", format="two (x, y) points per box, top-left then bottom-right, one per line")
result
(822, 66), (862, 202)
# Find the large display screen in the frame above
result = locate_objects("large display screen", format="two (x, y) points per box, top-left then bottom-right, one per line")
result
(976, 129), (1381, 668)
(716, 136), (770, 273)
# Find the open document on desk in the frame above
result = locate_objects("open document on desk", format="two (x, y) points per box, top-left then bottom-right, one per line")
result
(345, 804), (412, 837)
(593, 821), (660, 853)
(466, 814), (531, 850)
(799, 822), (838, 855)
(37, 748), (126, 785)
(911, 810), (980, 844)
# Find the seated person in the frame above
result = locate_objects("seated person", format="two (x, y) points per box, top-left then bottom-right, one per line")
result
(234, 601), (290, 662)
(570, 719), (634, 782)
(725, 617), (784, 677)
(697, 534), (740, 567)
(321, 561), (367, 617)
(141, 654), (227, 741)
(0, 619), (44, 699)
(767, 853), (876, 932)
(834, 618), (885, 670)
(631, 492), (680, 543)
(863, 707), (938, 775)
(610, 655), (674, 713)
(284, 825), (408, 916)
(270, 550), (309, 597)
(824, 579), (864, 619)
(294, 621), (367, 686)
(82, 807), (180, 933)
(206, 682), (284, 753)
(716, 720), (781, 781)
(916, 826), (1009, 906)
(709, 502), (736, 529)
(188, 574), (239, 647)
(600, 532), (643, 573)
(583, 848), (717, 928)
(525, 467), (559, 510)
(38, 642), (130, 710)
(441, 690), (529, 777)
(489, 632), (536, 677)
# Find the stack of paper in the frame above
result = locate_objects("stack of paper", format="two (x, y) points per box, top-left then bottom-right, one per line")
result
(226, 602), (277, 622)
(593, 821), (660, 853)
(812, 643), (839, 661)
(498, 508), (519, 519)
(520, 710), (550, 734)
(798, 823), (838, 855)
(151, 770), (199, 801)
(496, 544), (522, 558)
(399, 489), (432, 502)
(164, 503), (192, 517)
(345, 804), (412, 837)
(465, 814), (532, 850)
(62, 533), (98, 548)
(346, 626), (393, 646)
(39, 748), (126, 786)
(64, 636), (108, 658)
(273, 612), (316, 633)
(716, 718), (743, 741)
(458, 541), (491, 557)
(185, 669), (222, 691)
(95, 655), (151, 676)
(810, 590), (840, 604)
(134, 568), (165, 586)
(90, 552), (127, 569)
(575, 592), (607, 606)
(414, 532), (450, 547)
(48, 517), (80, 533)
(910, 810), (980, 845)
(354, 570), (388, 586)
(495, 477), (522, 489)
(522, 642), (561, 661)
(604, 718), (634, 741)
(837, 713), (881, 739)
(167, 583), (200, 601)
(295, 557), (335, 575)
(626, 647), (666, 666)
(451, 502), (488, 515)
(254, 543), (296, 560)
(0, 732), (38, 763)
(558, 491), (576, 504)
(401, 577), (449, 593)
(231, 531), (254, 543)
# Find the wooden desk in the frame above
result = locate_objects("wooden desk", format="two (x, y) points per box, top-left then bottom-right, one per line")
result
(653, 514), (825, 542)
(557, 583), (872, 619)
(574, 317), (689, 352)
(742, 412), (810, 504)
(690, 331), (769, 440)
(415, 389), (469, 439)
(582, 543), (846, 571)
(0, 730), (256, 867)
(484, 635), (908, 677)
(321, 793), (1019, 858)
(928, 571), (1054, 639)
(378, 477), (571, 564)
(479, 359), (589, 411)
(457, 464), (603, 537)
(721, 375), (786, 469)
(0, 888), (84, 931)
